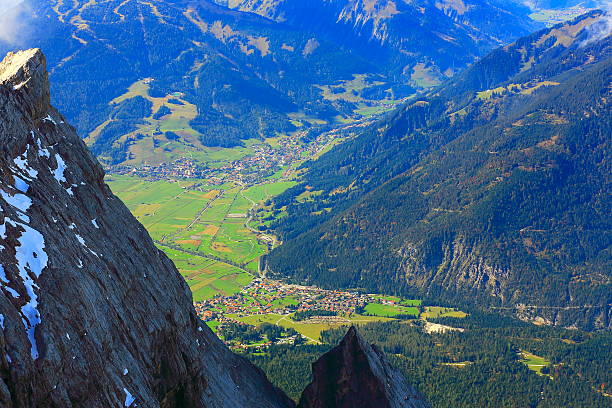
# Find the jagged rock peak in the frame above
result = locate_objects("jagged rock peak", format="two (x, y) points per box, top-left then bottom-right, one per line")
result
(0, 49), (293, 408)
(298, 326), (430, 408)
(0, 49), (50, 118)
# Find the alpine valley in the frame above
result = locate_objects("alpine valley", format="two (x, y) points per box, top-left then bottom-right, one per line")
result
(0, 1), (610, 408)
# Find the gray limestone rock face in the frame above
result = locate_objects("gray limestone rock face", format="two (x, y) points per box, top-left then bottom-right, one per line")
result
(0, 49), (294, 408)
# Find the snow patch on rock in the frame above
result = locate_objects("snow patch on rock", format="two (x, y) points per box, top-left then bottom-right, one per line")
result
(123, 388), (136, 407)
(43, 115), (57, 125)
(53, 153), (67, 183)
(5, 218), (48, 359)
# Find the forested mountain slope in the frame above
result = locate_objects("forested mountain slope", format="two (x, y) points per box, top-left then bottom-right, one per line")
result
(267, 11), (611, 329)
(0, 0), (538, 166)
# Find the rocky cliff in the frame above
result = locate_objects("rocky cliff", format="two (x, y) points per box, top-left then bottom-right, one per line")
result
(0, 48), (294, 407)
(298, 327), (429, 408)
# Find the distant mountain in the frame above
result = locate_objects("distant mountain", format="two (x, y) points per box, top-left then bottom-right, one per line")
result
(267, 11), (611, 330)
(0, 0), (539, 166)
(222, 0), (539, 83)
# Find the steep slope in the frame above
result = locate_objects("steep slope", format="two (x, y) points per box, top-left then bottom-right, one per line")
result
(1, 0), (538, 167)
(0, 48), (294, 407)
(267, 12), (611, 329)
(297, 327), (429, 408)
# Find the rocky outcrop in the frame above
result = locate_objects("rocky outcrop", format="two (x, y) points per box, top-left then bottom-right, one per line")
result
(0, 49), (294, 407)
(297, 326), (429, 408)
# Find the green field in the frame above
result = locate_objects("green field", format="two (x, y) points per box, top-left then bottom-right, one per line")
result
(519, 350), (551, 377)
(107, 175), (295, 300)
(363, 303), (420, 318)
(422, 306), (468, 319)
(227, 312), (395, 343)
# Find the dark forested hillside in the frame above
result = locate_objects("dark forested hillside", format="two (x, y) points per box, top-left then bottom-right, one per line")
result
(0, 0), (539, 166)
(247, 315), (612, 407)
(267, 12), (612, 329)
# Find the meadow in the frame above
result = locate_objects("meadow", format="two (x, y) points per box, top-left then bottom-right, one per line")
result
(226, 312), (395, 343)
(107, 174), (295, 300)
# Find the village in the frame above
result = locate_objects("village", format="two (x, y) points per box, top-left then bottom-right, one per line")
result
(195, 278), (372, 320)
(191, 278), (422, 350)
(109, 129), (318, 183)
(107, 119), (370, 184)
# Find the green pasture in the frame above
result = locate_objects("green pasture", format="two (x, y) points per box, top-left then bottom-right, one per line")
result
(363, 303), (419, 318)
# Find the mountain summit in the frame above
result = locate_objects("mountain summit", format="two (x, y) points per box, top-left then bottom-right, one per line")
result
(298, 326), (429, 408)
(0, 48), (294, 407)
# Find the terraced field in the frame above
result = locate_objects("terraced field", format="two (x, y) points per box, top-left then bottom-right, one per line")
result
(107, 174), (295, 300)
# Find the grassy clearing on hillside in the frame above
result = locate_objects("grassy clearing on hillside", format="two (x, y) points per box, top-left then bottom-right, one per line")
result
(422, 306), (467, 319)
(519, 350), (551, 377)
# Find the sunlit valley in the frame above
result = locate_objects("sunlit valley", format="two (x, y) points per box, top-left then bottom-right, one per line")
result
(0, 0), (610, 407)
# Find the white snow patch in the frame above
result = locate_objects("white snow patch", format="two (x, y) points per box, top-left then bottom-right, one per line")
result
(0, 314), (4, 329)
(91, 219), (99, 228)
(0, 190), (31, 211)
(198, 326), (203, 332)
(66, 333), (70, 340)
(0, 265), (7, 284)
(123, 368), (128, 375)
(65, 187), (74, 196)
(35, 137), (50, 158)
(13, 176), (29, 193)
(123, 388), (136, 407)
(14, 150), (38, 179)
(5, 354), (11, 363)
(3, 218), (48, 360)
(75, 233), (86, 246)
(76, 259), (83, 268)
(74, 233), (99, 257)
(13, 78), (29, 90)
(5, 287), (19, 298)
(53, 154), (67, 183)
(43, 115), (57, 125)
(1, 190), (32, 223)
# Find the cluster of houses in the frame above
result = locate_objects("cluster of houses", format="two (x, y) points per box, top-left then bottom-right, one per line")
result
(110, 157), (207, 180)
(195, 278), (371, 322)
